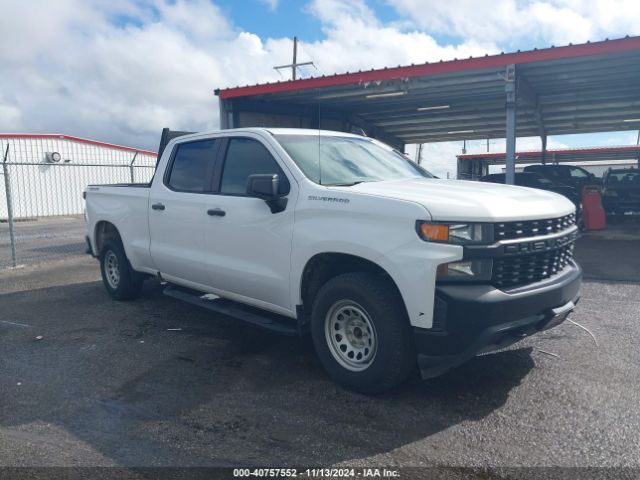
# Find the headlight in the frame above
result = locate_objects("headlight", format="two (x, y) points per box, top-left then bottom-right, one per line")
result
(416, 221), (491, 245)
(437, 259), (493, 282)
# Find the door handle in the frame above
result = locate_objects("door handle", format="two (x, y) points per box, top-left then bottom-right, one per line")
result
(207, 208), (226, 217)
(152, 203), (165, 211)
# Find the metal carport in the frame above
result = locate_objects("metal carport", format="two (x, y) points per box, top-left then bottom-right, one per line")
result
(215, 36), (640, 184)
(456, 145), (640, 180)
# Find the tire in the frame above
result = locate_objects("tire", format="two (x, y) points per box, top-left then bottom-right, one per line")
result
(99, 240), (144, 301)
(310, 272), (415, 394)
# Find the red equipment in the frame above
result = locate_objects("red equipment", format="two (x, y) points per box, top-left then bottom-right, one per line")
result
(581, 185), (606, 230)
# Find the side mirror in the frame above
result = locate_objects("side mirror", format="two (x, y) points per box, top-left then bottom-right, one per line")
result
(246, 174), (288, 214)
(247, 174), (278, 199)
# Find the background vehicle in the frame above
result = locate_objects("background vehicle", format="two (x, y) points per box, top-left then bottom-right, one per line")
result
(85, 128), (581, 393)
(523, 164), (599, 191)
(479, 172), (581, 209)
(601, 168), (640, 218)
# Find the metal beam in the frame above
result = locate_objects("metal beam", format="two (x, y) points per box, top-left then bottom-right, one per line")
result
(637, 130), (640, 168)
(504, 64), (517, 185)
(219, 99), (233, 129)
(517, 71), (547, 163)
(347, 114), (405, 151)
(2, 143), (17, 267)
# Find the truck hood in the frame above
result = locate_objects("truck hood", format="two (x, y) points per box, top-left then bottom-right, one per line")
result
(342, 178), (576, 222)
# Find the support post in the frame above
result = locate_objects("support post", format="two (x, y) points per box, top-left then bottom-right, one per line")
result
(129, 152), (138, 183)
(504, 64), (517, 185)
(541, 134), (547, 165)
(218, 98), (234, 129)
(2, 144), (17, 267)
(636, 130), (639, 168)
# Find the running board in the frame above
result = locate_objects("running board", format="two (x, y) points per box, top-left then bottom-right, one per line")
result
(163, 285), (298, 336)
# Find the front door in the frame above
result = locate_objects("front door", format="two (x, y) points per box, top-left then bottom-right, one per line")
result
(203, 136), (296, 313)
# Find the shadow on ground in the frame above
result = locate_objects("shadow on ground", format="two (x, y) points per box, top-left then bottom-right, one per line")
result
(0, 279), (534, 467)
(574, 238), (640, 283)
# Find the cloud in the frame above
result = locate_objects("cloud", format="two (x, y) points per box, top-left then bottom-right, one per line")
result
(0, 0), (636, 154)
(0, 0), (282, 149)
(302, 0), (497, 74)
(259, 0), (279, 10)
(386, 0), (640, 47)
(0, 0), (497, 150)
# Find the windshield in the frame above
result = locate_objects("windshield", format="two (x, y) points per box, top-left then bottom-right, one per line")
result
(274, 134), (434, 186)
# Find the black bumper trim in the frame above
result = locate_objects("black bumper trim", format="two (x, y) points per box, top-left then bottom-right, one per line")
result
(414, 261), (582, 378)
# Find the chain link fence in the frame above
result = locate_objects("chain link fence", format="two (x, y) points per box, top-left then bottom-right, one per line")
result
(1, 137), (156, 269)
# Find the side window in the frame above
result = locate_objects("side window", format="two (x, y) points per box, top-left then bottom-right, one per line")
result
(167, 139), (217, 192)
(220, 138), (290, 195)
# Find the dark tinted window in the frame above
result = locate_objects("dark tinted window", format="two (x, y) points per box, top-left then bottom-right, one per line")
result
(518, 173), (554, 186)
(568, 166), (589, 178)
(606, 170), (640, 184)
(220, 138), (289, 195)
(167, 140), (217, 192)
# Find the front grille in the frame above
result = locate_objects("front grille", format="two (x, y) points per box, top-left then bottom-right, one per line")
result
(494, 213), (575, 241)
(492, 244), (574, 288)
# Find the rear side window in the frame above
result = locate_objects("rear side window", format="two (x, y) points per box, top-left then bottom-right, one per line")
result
(220, 138), (290, 195)
(167, 139), (217, 192)
(569, 167), (589, 178)
(606, 171), (640, 184)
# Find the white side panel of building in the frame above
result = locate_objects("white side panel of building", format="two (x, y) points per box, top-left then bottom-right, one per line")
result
(0, 136), (156, 219)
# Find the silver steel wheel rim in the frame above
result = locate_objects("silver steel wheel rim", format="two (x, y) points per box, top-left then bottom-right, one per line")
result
(324, 300), (378, 372)
(104, 250), (120, 289)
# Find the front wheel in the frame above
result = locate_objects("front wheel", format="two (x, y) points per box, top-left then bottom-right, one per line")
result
(99, 240), (143, 301)
(310, 272), (415, 394)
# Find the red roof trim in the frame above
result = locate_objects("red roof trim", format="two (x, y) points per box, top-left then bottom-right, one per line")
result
(218, 36), (640, 100)
(457, 145), (640, 160)
(0, 134), (157, 156)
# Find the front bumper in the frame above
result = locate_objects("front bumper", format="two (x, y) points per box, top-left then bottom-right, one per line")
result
(415, 261), (582, 378)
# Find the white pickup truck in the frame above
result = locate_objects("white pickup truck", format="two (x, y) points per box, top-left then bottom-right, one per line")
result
(85, 128), (581, 393)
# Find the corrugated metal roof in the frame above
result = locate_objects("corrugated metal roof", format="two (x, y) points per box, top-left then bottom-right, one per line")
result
(216, 36), (640, 145)
(0, 134), (157, 156)
(217, 36), (640, 99)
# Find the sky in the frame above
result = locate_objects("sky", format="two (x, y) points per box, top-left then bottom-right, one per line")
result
(1, 0), (639, 177)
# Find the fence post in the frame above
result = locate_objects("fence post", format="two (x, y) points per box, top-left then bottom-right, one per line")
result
(129, 152), (138, 183)
(2, 144), (17, 267)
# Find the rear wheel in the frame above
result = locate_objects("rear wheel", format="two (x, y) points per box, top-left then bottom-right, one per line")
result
(310, 272), (415, 393)
(99, 240), (143, 301)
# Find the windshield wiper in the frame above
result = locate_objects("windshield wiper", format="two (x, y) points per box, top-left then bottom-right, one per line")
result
(324, 181), (365, 187)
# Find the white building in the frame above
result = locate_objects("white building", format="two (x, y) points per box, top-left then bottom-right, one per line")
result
(0, 134), (157, 220)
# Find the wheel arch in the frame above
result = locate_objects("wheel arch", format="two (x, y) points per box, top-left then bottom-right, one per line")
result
(94, 220), (122, 255)
(298, 252), (409, 325)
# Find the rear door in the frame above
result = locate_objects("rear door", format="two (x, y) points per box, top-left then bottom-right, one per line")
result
(203, 135), (297, 313)
(149, 138), (219, 286)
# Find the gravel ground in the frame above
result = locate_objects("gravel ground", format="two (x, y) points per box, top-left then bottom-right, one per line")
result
(0, 216), (86, 269)
(0, 241), (639, 476)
